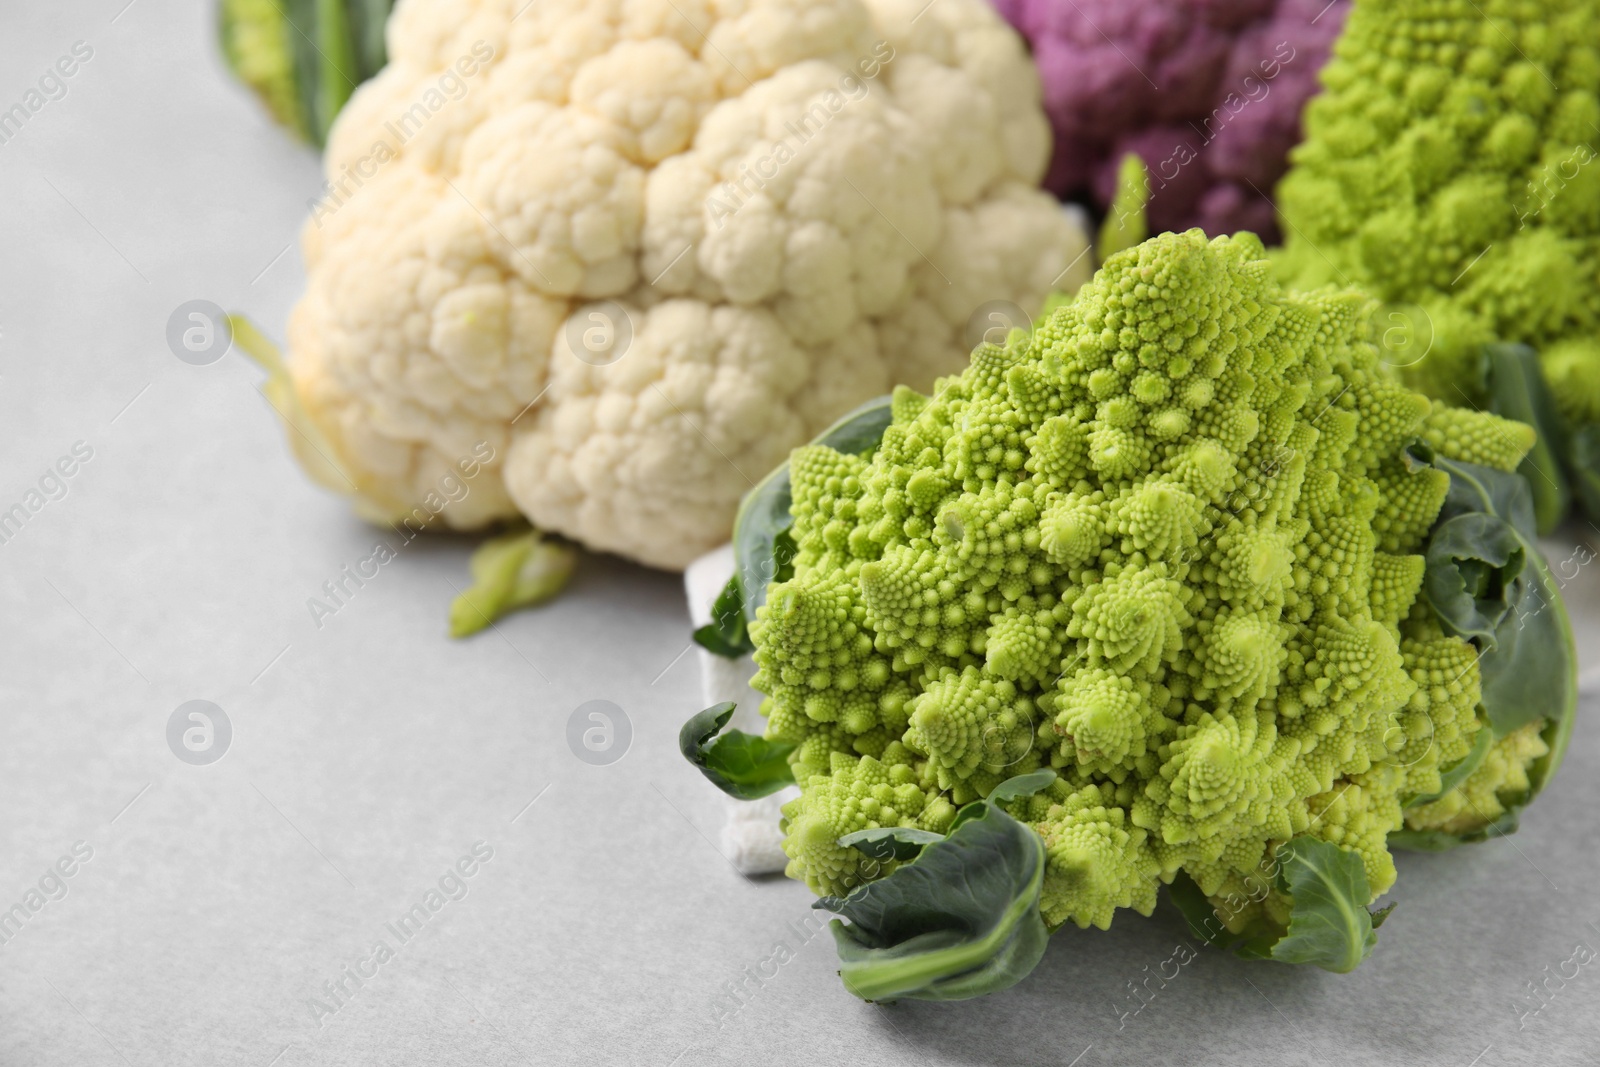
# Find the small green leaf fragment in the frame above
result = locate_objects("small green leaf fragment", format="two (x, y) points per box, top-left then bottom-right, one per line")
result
(838, 828), (946, 862)
(1098, 153), (1150, 264)
(1484, 343), (1571, 534)
(450, 524), (577, 638)
(693, 575), (753, 658)
(1423, 512), (1524, 646)
(1569, 423), (1600, 524)
(679, 703), (797, 800)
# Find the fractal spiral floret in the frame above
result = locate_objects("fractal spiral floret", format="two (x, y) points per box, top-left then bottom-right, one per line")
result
(748, 230), (1542, 936)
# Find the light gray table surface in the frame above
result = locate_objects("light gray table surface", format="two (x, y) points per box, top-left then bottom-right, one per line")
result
(3, 3), (1600, 1065)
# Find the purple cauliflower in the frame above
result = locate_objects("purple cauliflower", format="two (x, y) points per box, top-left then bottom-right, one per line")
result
(994, 0), (1348, 241)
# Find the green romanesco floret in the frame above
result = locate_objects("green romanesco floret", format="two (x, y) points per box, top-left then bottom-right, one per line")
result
(751, 230), (1535, 933)
(1275, 0), (1600, 426)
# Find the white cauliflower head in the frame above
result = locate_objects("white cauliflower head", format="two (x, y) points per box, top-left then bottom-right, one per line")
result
(279, 0), (1091, 569)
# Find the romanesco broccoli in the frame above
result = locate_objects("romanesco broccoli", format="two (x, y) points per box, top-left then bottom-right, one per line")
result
(1274, 0), (1600, 524)
(752, 229), (1534, 939)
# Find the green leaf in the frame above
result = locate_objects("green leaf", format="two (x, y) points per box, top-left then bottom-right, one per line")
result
(1473, 527), (1576, 741)
(1569, 422), (1600, 526)
(948, 769), (1059, 833)
(1484, 343), (1571, 534)
(449, 524), (577, 638)
(310, 0), (361, 145)
(679, 703), (797, 800)
(1164, 838), (1387, 973)
(1423, 513), (1524, 647)
(343, 0), (392, 80)
(837, 828), (946, 862)
(1268, 838), (1380, 973)
(1407, 443), (1578, 743)
(1097, 153), (1149, 264)
(986, 769), (1059, 805)
(817, 801), (1048, 1002)
(1167, 871), (1237, 950)
(1401, 442), (1579, 846)
(731, 396), (893, 623)
(693, 575), (754, 658)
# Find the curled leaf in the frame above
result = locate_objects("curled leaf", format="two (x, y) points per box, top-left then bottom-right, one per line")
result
(693, 575), (753, 658)
(679, 703), (796, 800)
(818, 800), (1048, 1002)
(1170, 837), (1386, 974)
(837, 828), (946, 862)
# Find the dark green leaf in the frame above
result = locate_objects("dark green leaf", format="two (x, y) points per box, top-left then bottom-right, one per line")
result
(310, 0), (360, 144)
(1423, 513), (1524, 647)
(693, 576), (753, 658)
(817, 802), (1048, 1002)
(282, 0), (324, 141)
(1484, 343), (1571, 534)
(1267, 837), (1380, 973)
(732, 396), (893, 623)
(1475, 540), (1577, 739)
(1569, 422), (1600, 526)
(343, 0), (393, 79)
(1369, 902), (1397, 929)
(837, 828), (946, 862)
(1167, 871), (1237, 950)
(1408, 443), (1578, 745)
(679, 703), (796, 800)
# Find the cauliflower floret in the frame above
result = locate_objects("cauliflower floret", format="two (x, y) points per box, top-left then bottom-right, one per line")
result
(271, 0), (1093, 569)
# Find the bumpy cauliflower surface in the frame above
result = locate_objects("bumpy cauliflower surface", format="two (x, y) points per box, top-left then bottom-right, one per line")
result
(271, 0), (1092, 569)
(751, 230), (1534, 929)
(1275, 0), (1600, 423)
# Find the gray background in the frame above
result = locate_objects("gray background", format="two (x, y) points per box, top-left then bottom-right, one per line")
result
(2, 2), (1598, 1065)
